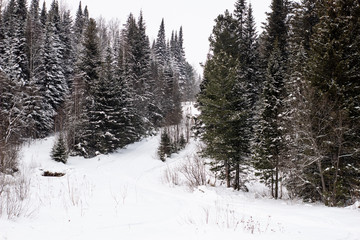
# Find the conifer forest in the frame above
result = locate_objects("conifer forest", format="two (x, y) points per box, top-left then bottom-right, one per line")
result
(0, 1), (198, 162)
(0, 0), (359, 222)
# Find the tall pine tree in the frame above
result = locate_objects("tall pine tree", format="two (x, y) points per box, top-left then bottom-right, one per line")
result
(254, 0), (289, 199)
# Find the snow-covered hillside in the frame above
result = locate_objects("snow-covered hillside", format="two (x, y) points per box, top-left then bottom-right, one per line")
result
(1, 104), (360, 240)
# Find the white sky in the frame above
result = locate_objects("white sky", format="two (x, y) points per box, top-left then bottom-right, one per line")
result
(56, 0), (272, 73)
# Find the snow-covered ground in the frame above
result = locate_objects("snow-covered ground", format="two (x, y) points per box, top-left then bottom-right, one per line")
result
(1, 104), (360, 240)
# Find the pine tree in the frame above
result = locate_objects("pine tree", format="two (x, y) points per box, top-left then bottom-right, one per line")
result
(284, 0), (322, 201)
(1, 0), (29, 85)
(40, 1), (47, 27)
(75, 17), (101, 157)
(234, 0), (247, 62)
(26, 0), (42, 81)
(254, 0), (289, 199)
(0, 70), (24, 173)
(122, 13), (146, 137)
(254, 42), (287, 199)
(60, 10), (74, 90)
(303, 0), (360, 206)
(134, 12), (153, 133)
(198, 9), (253, 190)
(51, 133), (68, 164)
(243, 4), (262, 106)
(158, 130), (172, 162)
(37, 0), (68, 113)
(73, 1), (84, 55)
(154, 19), (167, 67)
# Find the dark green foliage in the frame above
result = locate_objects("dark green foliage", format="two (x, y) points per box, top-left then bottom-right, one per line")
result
(51, 134), (68, 164)
(74, 18), (101, 157)
(198, 4), (256, 190)
(302, 0), (360, 205)
(158, 127), (188, 162)
(154, 19), (167, 67)
(158, 131), (172, 162)
(253, 0), (289, 199)
(283, 0), (360, 206)
(254, 42), (287, 199)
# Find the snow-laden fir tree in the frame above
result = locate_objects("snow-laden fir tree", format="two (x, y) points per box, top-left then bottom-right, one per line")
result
(73, 17), (101, 157)
(253, 0), (289, 199)
(301, 0), (360, 206)
(0, 70), (24, 173)
(198, 9), (253, 190)
(283, 0), (321, 202)
(254, 41), (287, 199)
(51, 133), (68, 164)
(154, 19), (168, 68)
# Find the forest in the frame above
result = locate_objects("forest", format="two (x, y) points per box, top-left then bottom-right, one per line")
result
(197, 0), (360, 206)
(0, 0), (359, 211)
(0, 1), (198, 170)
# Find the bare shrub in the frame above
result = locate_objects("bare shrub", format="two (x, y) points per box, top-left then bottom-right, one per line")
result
(64, 175), (93, 208)
(179, 154), (207, 189)
(181, 204), (283, 234)
(15, 172), (31, 201)
(0, 143), (20, 174)
(162, 165), (180, 186)
(0, 171), (32, 219)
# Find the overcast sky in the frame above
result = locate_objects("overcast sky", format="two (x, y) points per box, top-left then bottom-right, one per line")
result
(56, 0), (272, 74)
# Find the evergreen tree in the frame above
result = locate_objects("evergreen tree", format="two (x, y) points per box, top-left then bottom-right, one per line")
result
(75, 17), (101, 157)
(254, 0), (289, 199)
(51, 133), (68, 164)
(284, 0), (322, 201)
(40, 1), (47, 27)
(254, 42), (287, 199)
(198, 9), (252, 190)
(0, 70), (25, 173)
(154, 19), (167, 67)
(158, 130), (172, 162)
(60, 10), (74, 90)
(73, 1), (84, 55)
(37, 0), (68, 113)
(26, 0), (42, 80)
(122, 13), (146, 137)
(234, 0), (247, 62)
(243, 4), (262, 106)
(1, 0), (29, 85)
(134, 12), (153, 133)
(302, 0), (360, 206)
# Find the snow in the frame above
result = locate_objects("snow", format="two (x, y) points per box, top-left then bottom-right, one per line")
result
(1, 105), (360, 239)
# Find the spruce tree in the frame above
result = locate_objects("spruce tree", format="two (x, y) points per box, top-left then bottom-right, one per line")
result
(158, 130), (172, 162)
(154, 19), (167, 67)
(254, 0), (289, 199)
(254, 42), (287, 199)
(1, 0), (29, 84)
(60, 10), (75, 90)
(37, 0), (68, 113)
(303, 0), (360, 205)
(26, 0), (42, 81)
(0, 70), (25, 172)
(284, 0), (322, 201)
(75, 17), (101, 157)
(51, 133), (68, 164)
(198, 9), (252, 189)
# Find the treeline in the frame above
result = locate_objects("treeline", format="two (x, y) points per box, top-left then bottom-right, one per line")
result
(197, 0), (360, 206)
(0, 0), (199, 171)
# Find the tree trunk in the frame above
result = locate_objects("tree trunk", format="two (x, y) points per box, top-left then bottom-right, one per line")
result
(275, 164), (279, 199)
(225, 159), (230, 188)
(235, 162), (240, 190)
(317, 159), (327, 203)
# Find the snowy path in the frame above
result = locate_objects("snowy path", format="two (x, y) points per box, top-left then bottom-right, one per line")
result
(1, 134), (360, 240)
